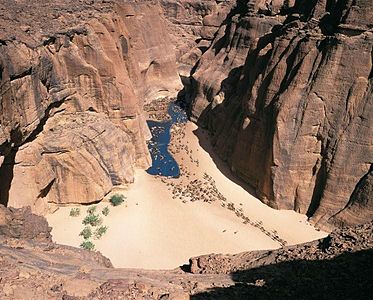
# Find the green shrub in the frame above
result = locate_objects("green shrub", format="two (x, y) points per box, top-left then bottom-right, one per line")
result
(69, 208), (80, 217)
(82, 214), (102, 227)
(102, 206), (110, 216)
(110, 194), (125, 206)
(94, 225), (108, 240)
(79, 226), (92, 240)
(80, 240), (95, 251)
(87, 206), (97, 215)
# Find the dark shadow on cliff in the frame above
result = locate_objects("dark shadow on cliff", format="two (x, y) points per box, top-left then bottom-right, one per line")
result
(0, 149), (16, 207)
(191, 249), (373, 300)
(192, 126), (257, 198)
(187, 28), (278, 201)
(0, 127), (23, 206)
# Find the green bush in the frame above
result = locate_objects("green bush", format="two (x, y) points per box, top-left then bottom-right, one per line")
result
(110, 194), (125, 206)
(87, 206), (97, 215)
(82, 214), (102, 227)
(94, 226), (108, 240)
(79, 226), (92, 240)
(69, 208), (80, 217)
(80, 240), (95, 251)
(102, 206), (110, 216)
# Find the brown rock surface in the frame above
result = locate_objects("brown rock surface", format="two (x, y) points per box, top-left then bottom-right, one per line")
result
(186, 0), (373, 229)
(189, 221), (373, 299)
(160, 0), (235, 75)
(0, 205), (51, 241)
(160, 0), (234, 56)
(189, 221), (373, 275)
(0, 0), (182, 211)
(8, 113), (139, 211)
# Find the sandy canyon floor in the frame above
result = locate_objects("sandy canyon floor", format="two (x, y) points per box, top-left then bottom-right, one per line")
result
(47, 121), (327, 269)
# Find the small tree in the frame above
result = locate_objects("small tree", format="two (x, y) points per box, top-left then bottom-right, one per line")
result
(87, 206), (97, 215)
(79, 226), (92, 240)
(69, 208), (80, 217)
(94, 226), (108, 240)
(102, 206), (110, 216)
(82, 214), (102, 227)
(80, 240), (95, 251)
(110, 194), (125, 206)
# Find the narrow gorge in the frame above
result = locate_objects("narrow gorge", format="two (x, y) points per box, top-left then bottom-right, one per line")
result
(0, 0), (372, 299)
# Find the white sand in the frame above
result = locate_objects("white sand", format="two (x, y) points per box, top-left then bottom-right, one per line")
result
(47, 122), (328, 270)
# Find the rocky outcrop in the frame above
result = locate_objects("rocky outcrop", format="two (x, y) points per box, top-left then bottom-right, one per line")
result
(0, 0), (182, 212)
(186, 0), (373, 229)
(190, 221), (373, 299)
(0, 0), (371, 225)
(0, 205), (372, 299)
(0, 205), (51, 241)
(160, 0), (235, 76)
(160, 0), (234, 56)
(333, 166), (373, 227)
(189, 220), (373, 275)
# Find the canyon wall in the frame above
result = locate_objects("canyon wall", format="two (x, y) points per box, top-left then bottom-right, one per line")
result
(160, 0), (235, 71)
(0, 0), (371, 228)
(186, 0), (373, 229)
(0, 0), (181, 213)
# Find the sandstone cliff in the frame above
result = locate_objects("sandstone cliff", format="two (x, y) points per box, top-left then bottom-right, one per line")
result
(160, 0), (235, 67)
(0, 0), (371, 226)
(186, 0), (373, 229)
(0, 0), (182, 212)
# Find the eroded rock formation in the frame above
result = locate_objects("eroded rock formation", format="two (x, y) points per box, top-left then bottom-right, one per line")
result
(186, 0), (373, 229)
(0, 0), (371, 226)
(0, 0), (181, 212)
(160, 0), (235, 68)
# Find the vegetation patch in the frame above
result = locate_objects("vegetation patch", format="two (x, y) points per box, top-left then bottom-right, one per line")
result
(87, 206), (97, 215)
(69, 208), (80, 217)
(110, 194), (125, 206)
(102, 206), (110, 216)
(82, 214), (102, 227)
(80, 240), (95, 251)
(76, 200), (116, 251)
(79, 226), (92, 240)
(94, 226), (108, 240)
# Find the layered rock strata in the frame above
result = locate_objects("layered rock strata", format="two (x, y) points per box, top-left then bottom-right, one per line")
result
(0, 0), (181, 212)
(186, 0), (373, 229)
(160, 0), (235, 76)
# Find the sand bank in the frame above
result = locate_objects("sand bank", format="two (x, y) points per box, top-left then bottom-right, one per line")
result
(47, 122), (327, 269)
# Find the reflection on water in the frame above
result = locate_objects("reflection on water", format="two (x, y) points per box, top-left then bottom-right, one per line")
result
(146, 102), (187, 177)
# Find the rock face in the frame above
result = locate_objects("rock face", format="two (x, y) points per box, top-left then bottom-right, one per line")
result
(0, 205), (51, 241)
(160, 0), (233, 56)
(190, 220), (373, 275)
(189, 221), (373, 299)
(0, 0), (182, 212)
(160, 0), (235, 76)
(186, 0), (373, 229)
(0, 0), (371, 226)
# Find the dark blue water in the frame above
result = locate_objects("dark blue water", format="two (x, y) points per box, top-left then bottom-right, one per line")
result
(146, 102), (188, 177)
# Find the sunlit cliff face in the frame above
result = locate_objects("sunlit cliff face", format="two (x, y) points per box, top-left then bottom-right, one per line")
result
(0, 0), (372, 229)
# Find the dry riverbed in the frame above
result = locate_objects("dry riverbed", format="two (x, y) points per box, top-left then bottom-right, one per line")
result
(47, 109), (328, 269)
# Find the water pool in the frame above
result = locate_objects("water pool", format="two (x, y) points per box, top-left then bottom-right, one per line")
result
(146, 102), (187, 177)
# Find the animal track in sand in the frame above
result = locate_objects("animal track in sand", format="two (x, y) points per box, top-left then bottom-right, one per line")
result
(159, 119), (288, 247)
